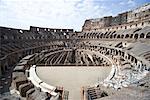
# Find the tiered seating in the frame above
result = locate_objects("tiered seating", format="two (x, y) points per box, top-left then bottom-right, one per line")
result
(0, 26), (67, 80)
(0, 22), (149, 100)
(0, 26), (69, 59)
(11, 52), (65, 99)
(143, 52), (150, 62)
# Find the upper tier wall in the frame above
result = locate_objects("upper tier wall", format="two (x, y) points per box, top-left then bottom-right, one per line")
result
(82, 3), (150, 32)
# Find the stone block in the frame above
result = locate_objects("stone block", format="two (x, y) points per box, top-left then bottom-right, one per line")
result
(26, 88), (35, 99)
(13, 65), (25, 72)
(13, 76), (28, 90)
(12, 72), (24, 80)
(19, 83), (34, 97)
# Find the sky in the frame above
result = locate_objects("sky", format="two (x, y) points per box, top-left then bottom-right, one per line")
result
(0, 0), (149, 31)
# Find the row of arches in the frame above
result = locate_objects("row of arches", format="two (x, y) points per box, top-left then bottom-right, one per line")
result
(80, 45), (142, 67)
(1, 32), (68, 41)
(80, 31), (150, 39)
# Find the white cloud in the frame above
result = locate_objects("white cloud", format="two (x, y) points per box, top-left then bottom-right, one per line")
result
(127, 0), (136, 7)
(0, 0), (137, 31)
(118, 0), (136, 7)
(0, 0), (109, 30)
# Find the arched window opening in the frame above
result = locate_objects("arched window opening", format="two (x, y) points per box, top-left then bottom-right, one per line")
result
(117, 35), (120, 38)
(100, 34), (103, 38)
(113, 34), (117, 38)
(121, 35), (124, 38)
(125, 34), (129, 38)
(130, 34), (133, 38)
(134, 34), (138, 39)
(146, 32), (150, 38)
(140, 33), (145, 38)
(110, 35), (113, 39)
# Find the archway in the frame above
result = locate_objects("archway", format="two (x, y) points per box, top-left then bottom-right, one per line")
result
(100, 33), (104, 38)
(117, 35), (120, 38)
(130, 34), (133, 38)
(110, 35), (113, 39)
(121, 34), (124, 38)
(140, 33), (145, 38)
(125, 34), (129, 38)
(146, 32), (150, 38)
(113, 34), (117, 38)
(134, 34), (138, 39)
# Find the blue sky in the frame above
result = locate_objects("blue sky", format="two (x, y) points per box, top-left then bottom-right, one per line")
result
(0, 0), (149, 31)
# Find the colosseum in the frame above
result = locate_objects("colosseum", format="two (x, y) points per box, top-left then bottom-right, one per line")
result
(0, 2), (150, 100)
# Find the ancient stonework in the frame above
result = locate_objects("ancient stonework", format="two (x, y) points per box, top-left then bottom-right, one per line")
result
(0, 3), (150, 100)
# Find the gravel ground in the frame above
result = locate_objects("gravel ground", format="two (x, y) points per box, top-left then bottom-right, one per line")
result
(36, 66), (111, 100)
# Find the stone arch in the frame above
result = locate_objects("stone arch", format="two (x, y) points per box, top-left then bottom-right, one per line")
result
(110, 35), (113, 39)
(118, 50), (122, 56)
(146, 32), (150, 38)
(93, 32), (96, 38)
(125, 34), (129, 38)
(90, 32), (94, 38)
(130, 34), (133, 38)
(117, 34), (121, 38)
(97, 33), (100, 38)
(121, 52), (124, 57)
(113, 34), (117, 38)
(131, 56), (134, 63)
(125, 26), (127, 29)
(100, 33), (104, 38)
(86, 33), (90, 38)
(110, 49), (113, 54)
(111, 49), (115, 55)
(134, 34), (139, 39)
(140, 33), (145, 38)
(121, 34), (124, 38)
(134, 58), (137, 64)
(106, 49), (111, 55)
(83, 35), (86, 39)
(89, 33), (92, 38)
(115, 50), (119, 55)
(136, 61), (144, 72)
(103, 32), (107, 38)
(83, 33), (86, 37)
(124, 53), (128, 60)
(105, 32), (111, 38)
(94, 33), (98, 39)
(86, 33), (89, 39)
(131, 58), (138, 66)
(97, 34), (99, 39)
(103, 34), (106, 38)
(128, 54), (131, 60)
(94, 33), (97, 39)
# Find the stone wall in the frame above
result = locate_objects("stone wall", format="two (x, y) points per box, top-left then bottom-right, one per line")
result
(82, 3), (150, 32)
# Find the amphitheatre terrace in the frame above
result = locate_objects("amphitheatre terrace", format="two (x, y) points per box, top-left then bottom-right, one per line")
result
(0, 3), (150, 100)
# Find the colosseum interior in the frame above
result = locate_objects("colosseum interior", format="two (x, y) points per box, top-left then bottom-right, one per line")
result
(0, 2), (150, 100)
